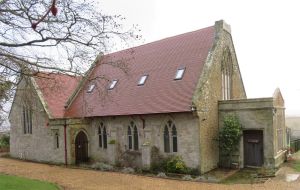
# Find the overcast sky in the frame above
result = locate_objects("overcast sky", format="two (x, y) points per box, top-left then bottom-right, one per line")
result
(98, 0), (300, 116)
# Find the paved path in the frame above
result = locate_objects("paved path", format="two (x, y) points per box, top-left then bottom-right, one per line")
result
(0, 157), (299, 190)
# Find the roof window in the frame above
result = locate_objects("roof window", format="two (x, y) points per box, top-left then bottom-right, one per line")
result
(87, 84), (95, 93)
(108, 80), (118, 90)
(138, 75), (148, 86)
(174, 68), (185, 80)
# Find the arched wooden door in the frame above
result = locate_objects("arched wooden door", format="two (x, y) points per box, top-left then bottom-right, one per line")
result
(75, 131), (88, 164)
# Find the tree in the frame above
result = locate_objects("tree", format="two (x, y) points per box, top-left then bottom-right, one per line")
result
(0, 0), (140, 117)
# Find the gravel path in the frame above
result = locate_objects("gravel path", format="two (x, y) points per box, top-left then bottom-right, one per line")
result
(0, 157), (299, 190)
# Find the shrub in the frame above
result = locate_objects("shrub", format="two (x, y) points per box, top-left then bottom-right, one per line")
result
(108, 139), (116, 144)
(166, 156), (188, 174)
(0, 135), (9, 148)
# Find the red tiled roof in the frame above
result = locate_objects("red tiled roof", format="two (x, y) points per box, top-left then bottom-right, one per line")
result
(33, 73), (81, 118)
(65, 26), (215, 118)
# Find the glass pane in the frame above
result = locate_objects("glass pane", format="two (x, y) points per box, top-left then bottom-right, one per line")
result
(109, 80), (118, 89)
(138, 75), (148, 85)
(56, 134), (59, 148)
(134, 126), (139, 150)
(172, 125), (177, 136)
(175, 68), (185, 80)
(164, 126), (170, 153)
(172, 126), (177, 152)
(128, 135), (132, 150)
(87, 84), (95, 92)
(99, 134), (102, 148)
(103, 127), (107, 149)
(173, 136), (177, 152)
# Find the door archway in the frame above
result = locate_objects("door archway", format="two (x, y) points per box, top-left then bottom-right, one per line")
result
(75, 131), (88, 164)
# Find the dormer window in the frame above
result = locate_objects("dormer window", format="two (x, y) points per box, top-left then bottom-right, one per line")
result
(108, 80), (118, 90)
(174, 68), (185, 80)
(87, 84), (95, 93)
(138, 75), (148, 86)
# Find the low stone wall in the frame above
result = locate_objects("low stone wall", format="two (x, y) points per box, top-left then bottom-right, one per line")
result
(274, 150), (287, 168)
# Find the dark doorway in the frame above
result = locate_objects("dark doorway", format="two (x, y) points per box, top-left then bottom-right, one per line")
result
(75, 131), (88, 164)
(243, 130), (263, 167)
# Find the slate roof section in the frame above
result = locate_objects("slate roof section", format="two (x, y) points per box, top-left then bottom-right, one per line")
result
(65, 26), (215, 118)
(33, 73), (81, 118)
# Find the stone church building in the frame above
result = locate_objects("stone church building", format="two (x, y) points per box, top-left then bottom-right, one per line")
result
(9, 20), (287, 174)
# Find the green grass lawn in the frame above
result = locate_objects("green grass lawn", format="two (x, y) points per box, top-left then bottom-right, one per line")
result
(293, 161), (300, 172)
(290, 150), (300, 172)
(0, 174), (60, 190)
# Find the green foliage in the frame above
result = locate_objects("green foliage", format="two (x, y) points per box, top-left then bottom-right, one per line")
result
(0, 174), (60, 190)
(108, 139), (116, 144)
(219, 115), (242, 156)
(0, 135), (9, 148)
(166, 156), (188, 174)
(150, 155), (187, 174)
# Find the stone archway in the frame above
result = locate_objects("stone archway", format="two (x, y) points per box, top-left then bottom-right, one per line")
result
(75, 131), (88, 164)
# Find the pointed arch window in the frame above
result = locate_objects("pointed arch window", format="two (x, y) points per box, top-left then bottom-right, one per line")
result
(221, 48), (233, 100)
(23, 106), (32, 134)
(98, 122), (107, 149)
(163, 120), (178, 153)
(128, 121), (139, 150)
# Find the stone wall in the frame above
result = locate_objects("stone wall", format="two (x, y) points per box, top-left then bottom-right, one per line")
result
(66, 112), (200, 169)
(9, 78), (65, 164)
(192, 20), (246, 174)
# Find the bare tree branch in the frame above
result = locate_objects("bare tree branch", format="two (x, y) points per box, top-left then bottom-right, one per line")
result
(0, 0), (141, 122)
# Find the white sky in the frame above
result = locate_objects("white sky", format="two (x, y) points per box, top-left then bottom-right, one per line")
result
(99, 0), (300, 116)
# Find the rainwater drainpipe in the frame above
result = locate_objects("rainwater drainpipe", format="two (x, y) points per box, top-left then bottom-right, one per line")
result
(64, 119), (68, 166)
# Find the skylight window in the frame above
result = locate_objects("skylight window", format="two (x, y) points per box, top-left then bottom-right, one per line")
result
(174, 68), (185, 80)
(108, 80), (118, 90)
(138, 75), (148, 86)
(87, 84), (95, 93)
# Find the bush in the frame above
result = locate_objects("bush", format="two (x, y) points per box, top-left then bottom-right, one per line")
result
(108, 139), (116, 144)
(0, 135), (9, 148)
(165, 156), (188, 174)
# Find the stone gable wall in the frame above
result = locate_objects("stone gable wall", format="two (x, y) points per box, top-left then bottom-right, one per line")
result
(192, 20), (247, 173)
(9, 78), (65, 164)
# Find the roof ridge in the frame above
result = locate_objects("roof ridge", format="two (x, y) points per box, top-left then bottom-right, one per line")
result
(106, 25), (214, 56)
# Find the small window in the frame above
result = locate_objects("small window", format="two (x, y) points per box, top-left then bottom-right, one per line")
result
(138, 75), (148, 86)
(108, 80), (118, 90)
(23, 106), (32, 134)
(174, 68), (185, 80)
(87, 84), (95, 93)
(55, 132), (59, 149)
